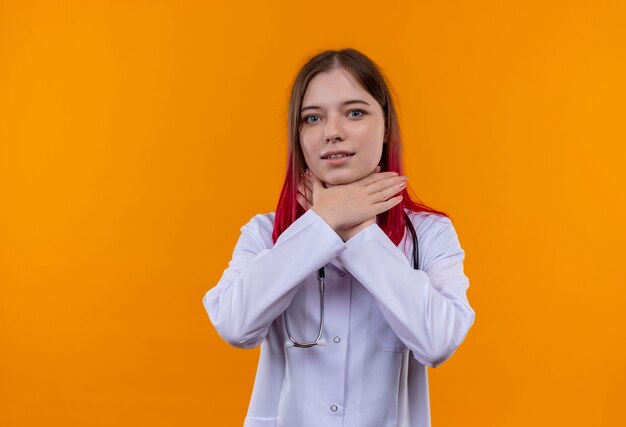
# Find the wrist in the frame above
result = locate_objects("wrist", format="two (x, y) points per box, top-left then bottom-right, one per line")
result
(310, 207), (339, 231)
(342, 218), (376, 242)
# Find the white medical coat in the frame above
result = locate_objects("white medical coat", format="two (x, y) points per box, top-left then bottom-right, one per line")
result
(203, 208), (475, 427)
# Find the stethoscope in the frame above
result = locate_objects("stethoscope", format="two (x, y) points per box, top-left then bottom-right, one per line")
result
(283, 211), (420, 348)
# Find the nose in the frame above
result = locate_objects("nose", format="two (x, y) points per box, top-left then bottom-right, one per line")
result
(325, 133), (342, 143)
(324, 115), (344, 143)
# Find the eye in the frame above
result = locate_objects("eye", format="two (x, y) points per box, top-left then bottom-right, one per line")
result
(349, 109), (365, 118)
(303, 115), (320, 124)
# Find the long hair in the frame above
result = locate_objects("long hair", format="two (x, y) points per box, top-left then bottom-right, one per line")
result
(272, 48), (449, 246)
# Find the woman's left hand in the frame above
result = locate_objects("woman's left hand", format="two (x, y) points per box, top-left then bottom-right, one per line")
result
(297, 173), (376, 242)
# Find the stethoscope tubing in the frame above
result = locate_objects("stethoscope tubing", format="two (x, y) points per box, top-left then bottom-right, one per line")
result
(284, 211), (419, 348)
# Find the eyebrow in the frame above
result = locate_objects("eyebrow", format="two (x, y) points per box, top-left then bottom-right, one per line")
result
(300, 99), (371, 113)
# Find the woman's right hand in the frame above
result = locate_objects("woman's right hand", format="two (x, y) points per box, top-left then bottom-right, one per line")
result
(300, 166), (407, 232)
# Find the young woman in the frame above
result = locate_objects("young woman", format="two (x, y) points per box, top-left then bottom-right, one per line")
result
(203, 48), (475, 427)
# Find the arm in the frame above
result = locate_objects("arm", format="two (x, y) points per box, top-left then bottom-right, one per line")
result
(336, 215), (475, 368)
(202, 209), (347, 348)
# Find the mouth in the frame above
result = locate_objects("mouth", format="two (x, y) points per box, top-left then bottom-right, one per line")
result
(322, 153), (355, 165)
(320, 153), (355, 160)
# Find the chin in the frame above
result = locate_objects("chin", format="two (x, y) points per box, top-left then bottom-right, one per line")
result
(322, 170), (365, 186)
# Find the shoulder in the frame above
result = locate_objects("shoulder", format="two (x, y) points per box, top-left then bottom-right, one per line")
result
(404, 208), (464, 271)
(239, 211), (276, 247)
(404, 207), (453, 240)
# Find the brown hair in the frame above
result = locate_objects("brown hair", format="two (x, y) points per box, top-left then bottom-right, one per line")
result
(272, 48), (449, 246)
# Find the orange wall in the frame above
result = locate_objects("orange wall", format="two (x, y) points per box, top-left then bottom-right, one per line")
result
(1, 1), (625, 426)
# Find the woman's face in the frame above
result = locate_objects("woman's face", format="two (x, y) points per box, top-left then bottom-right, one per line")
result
(299, 67), (386, 187)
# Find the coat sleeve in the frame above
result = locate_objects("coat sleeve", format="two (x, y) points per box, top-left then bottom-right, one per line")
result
(336, 215), (475, 368)
(202, 209), (347, 349)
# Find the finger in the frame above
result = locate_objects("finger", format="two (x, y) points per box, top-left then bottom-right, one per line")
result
(302, 173), (310, 186)
(299, 176), (314, 192)
(298, 179), (310, 193)
(358, 170), (400, 187)
(297, 188), (310, 201)
(365, 175), (407, 196)
(303, 177), (313, 196)
(307, 170), (326, 192)
(297, 183), (305, 200)
(298, 189), (312, 208)
(296, 192), (308, 210)
(377, 181), (406, 203)
(297, 180), (312, 205)
(300, 177), (313, 203)
(297, 181), (312, 208)
(372, 194), (403, 215)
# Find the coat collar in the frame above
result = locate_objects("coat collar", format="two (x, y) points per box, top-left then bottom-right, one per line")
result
(327, 257), (347, 273)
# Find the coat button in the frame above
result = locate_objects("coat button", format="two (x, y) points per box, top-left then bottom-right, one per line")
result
(333, 336), (341, 343)
(330, 404), (338, 412)
(339, 271), (346, 277)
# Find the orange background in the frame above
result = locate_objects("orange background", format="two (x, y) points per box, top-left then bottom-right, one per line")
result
(1, 1), (625, 426)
